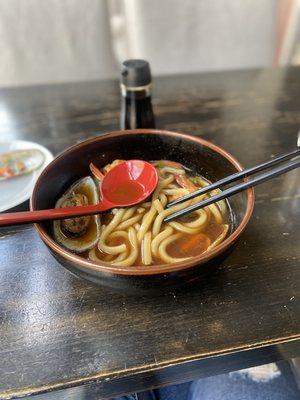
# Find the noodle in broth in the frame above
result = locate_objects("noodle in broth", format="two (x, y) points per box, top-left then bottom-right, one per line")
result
(88, 160), (229, 266)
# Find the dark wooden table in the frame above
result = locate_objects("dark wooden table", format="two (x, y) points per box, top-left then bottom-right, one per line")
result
(0, 68), (299, 400)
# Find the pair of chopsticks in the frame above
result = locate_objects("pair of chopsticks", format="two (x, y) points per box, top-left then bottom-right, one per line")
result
(164, 147), (300, 222)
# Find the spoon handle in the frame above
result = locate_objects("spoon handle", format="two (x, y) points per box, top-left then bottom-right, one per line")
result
(0, 202), (111, 227)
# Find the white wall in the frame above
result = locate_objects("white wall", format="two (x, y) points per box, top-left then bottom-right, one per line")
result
(110, 0), (277, 75)
(0, 0), (118, 87)
(0, 0), (291, 87)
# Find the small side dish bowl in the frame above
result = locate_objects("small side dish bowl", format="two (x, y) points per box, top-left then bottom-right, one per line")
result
(31, 130), (254, 292)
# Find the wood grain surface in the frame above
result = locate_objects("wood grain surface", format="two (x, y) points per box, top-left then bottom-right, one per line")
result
(0, 67), (299, 399)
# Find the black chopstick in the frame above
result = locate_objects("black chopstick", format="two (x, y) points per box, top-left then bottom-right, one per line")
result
(164, 158), (300, 223)
(167, 147), (300, 207)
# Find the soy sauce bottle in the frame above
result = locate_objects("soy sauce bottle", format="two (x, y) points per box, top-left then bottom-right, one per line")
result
(120, 59), (155, 129)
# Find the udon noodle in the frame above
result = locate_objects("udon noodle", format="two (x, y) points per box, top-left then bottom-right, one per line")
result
(87, 160), (229, 266)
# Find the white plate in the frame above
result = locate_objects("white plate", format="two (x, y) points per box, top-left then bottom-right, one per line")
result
(0, 140), (53, 212)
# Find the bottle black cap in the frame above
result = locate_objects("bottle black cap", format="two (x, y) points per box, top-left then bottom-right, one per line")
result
(121, 59), (152, 87)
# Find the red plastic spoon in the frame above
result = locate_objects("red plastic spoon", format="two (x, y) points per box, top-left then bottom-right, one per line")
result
(0, 160), (158, 227)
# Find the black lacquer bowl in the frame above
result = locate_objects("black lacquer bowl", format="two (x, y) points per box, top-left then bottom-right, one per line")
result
(31, 130), (254, 292)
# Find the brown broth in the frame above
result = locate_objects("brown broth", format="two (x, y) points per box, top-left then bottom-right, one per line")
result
(96, 169), (230, 266)
(165, 218), (225, 260)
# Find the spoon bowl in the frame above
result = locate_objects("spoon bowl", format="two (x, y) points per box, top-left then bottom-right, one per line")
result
(101, 160), (158, 207)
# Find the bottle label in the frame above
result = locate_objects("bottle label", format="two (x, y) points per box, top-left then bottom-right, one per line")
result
(120, 83), (152, 97)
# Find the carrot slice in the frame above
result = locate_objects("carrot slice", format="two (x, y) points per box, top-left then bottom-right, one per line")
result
(181, 233), (210, 252)
(89, 162), (105, 181)
(175, 174), (197, 192)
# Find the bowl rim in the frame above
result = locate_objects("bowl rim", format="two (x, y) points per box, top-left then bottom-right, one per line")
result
(31, 129), (255, 276)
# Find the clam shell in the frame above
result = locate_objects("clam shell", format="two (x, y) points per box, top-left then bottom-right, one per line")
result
(0, 149), (45, 180)
(53, 176), (100, 253)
